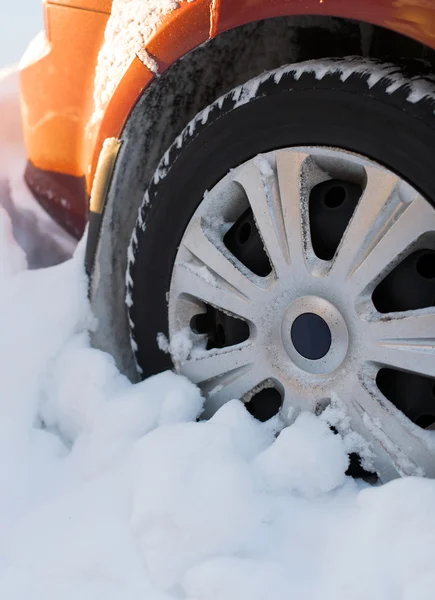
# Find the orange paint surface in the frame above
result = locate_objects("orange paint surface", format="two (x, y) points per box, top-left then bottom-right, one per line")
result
(20, 3), (108, 177)
(19, 0), (435, 220)
(147, 0), (212, 71)
(47, 0), (112, 14)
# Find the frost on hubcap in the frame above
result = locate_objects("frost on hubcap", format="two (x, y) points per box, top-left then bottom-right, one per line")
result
(167, 147), (435, 482)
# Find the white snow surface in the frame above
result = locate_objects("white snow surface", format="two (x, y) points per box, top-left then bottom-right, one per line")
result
(3, 69), (435, 600)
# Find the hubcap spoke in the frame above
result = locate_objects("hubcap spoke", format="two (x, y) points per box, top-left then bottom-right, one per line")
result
(171, 247), (257, 322)
(331, 166), (399, 282)
(276, 151), (311, 274)
(180, 343), (267, 417)
(369, 310), (435, 344)
(347, 194), (435, 296)
(337, 377), (435, 479)
(369, 346), (435, 379)
(280, 378), (317, 417)
(180, 342), (256, 384)
(181, 220), (265, 302)
(233, 151), (309, 277)
(368, 311), (435, 377)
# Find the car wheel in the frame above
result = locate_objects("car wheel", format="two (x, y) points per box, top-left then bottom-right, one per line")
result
(126, 57), (435, 482)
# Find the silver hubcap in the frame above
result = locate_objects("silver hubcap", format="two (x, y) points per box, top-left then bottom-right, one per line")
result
(167, 147), (435, 482)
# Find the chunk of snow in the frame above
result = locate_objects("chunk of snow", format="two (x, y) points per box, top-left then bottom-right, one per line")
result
(254, 412), (349, 497)
(157, 327), (194, 362)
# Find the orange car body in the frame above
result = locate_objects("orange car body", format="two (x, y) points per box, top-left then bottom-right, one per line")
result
(19, 0), (435, 237)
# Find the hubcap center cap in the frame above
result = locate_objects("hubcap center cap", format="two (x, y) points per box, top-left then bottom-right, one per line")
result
(281, 296), (349, 374)
(291, 313), (332, 360)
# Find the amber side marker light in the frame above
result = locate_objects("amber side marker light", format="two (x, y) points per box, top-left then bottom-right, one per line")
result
(85, 137), (122, 275)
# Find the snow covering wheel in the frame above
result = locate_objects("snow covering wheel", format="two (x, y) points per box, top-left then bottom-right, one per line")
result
(127, 58), (435, 482)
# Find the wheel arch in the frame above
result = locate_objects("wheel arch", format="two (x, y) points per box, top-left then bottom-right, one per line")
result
(87, 0), (435, 188)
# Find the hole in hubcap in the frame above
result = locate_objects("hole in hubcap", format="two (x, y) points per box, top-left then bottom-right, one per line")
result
(190, 305), (249, 350)
(377, 368), (435, 430)
(415, 414), (435, 430)
(238, 221), (252, 245)
(416, 251), (435, 280)
(224, 207), (272, 276)
(373, 249), (435, 312)
(316, 401), (378, 482)
(245, 387), (282, 422)
(309, 179), (362, 261)
(346, 453), (379, 484)
(324, 185), (346, 209)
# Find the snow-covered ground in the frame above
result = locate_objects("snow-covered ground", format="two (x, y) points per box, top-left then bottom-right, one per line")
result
(2, 69), (435, 600)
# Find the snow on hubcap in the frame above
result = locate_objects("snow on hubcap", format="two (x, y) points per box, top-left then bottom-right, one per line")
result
(167, 147), (435, 482)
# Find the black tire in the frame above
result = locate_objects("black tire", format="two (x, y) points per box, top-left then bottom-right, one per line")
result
(127, 57), (435, 378)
